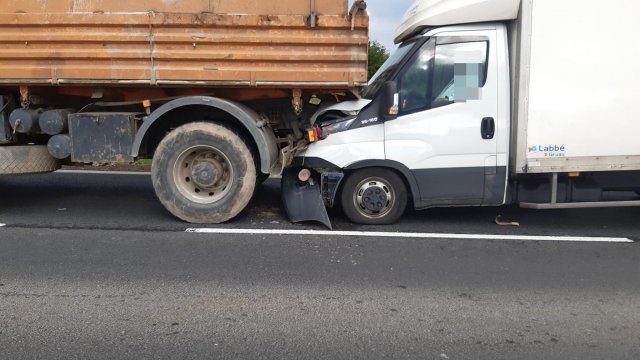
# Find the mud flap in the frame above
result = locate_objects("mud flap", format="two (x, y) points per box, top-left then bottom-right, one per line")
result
(281, 168), (332, 229)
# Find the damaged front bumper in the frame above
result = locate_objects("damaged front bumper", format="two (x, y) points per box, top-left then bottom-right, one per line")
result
(281, 167), (344, 229)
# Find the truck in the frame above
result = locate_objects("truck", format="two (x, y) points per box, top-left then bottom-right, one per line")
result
(284, 0), (640, 227)
(0, 0), (369, 223)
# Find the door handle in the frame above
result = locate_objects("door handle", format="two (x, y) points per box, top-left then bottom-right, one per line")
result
(481, 117), (495, 140)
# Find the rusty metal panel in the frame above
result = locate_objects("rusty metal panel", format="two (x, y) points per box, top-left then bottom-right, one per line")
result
(3, 0), (349, 15)
(0, 0), (368, 89)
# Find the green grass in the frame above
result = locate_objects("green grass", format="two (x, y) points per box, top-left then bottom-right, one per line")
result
(133, 158), (153, 165)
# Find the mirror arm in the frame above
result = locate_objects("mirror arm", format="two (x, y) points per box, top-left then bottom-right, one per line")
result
(381, 81), (399, 120)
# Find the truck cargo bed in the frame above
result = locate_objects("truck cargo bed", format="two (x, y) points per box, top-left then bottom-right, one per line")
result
(0, 0), (368, 89)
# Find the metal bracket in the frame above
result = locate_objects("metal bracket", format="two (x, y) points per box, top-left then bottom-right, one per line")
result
(550, 172), (558, 204)
(19, 86), (30, 109)
(308, 0), (318, 28)
(147, 11), (158, 86)
(292, 89), (303, 116)
(348, 0), (367, 30)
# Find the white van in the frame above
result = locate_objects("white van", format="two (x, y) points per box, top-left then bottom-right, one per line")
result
(282, 0), (640, 227)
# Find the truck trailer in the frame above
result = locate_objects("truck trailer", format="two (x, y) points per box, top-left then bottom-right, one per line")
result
(0, 0), (369, 223)
(285, 0), (640, 227)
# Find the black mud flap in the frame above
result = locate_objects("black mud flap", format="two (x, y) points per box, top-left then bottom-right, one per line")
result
(281, 168), (332, 229)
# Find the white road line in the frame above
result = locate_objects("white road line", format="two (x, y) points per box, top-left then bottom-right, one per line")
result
(0, 223), (5, 227)
(185, 228), (633, 243)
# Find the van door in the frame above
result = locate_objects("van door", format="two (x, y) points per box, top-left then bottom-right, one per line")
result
(384, 31), (501, 207)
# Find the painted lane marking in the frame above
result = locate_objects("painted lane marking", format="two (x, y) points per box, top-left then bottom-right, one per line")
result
(0, 224), (5, 227)
(185, 228), (633, 243)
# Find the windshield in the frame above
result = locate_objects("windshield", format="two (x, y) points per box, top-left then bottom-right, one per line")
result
(361, 40), (417, 100)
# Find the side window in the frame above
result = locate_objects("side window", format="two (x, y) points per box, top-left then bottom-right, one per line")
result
(397, 40), (488, 115)
(398, 40), (434, 114)
(431, 41), (488, 109)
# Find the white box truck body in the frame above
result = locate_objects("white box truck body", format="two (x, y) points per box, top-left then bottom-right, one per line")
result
(507, 0), (640, 174)
(283, 0), (640, 226)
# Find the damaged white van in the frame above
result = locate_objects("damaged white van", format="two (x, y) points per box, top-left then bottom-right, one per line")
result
(282, 0), (640, 228)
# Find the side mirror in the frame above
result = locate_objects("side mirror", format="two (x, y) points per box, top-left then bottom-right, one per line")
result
(381, 81), (399, 120)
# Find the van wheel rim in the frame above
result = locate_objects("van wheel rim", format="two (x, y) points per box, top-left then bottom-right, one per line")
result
(173, 145), (234, 204)
(353, 178), (395, 219)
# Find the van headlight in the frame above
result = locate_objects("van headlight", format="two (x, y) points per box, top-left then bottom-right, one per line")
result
(320, 117), (357, 139)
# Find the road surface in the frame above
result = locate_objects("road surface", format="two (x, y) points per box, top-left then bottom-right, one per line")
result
(0, 172), (638, 359)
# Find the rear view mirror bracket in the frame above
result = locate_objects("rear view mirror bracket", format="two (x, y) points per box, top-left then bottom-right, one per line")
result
(381, 81), (399, 120)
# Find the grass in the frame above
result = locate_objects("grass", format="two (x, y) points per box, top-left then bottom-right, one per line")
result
(133, 158), (153, 165)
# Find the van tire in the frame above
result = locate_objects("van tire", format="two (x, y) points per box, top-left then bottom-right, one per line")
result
(151, 122), (256, 224)
(340, 168), (407, 225)
(0, 145), (60, 175)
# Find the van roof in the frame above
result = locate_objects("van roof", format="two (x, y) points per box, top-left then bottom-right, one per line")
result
(395, 0), (520, 44)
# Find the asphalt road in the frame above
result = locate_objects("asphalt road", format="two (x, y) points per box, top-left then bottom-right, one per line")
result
(0, 172), (639, 359)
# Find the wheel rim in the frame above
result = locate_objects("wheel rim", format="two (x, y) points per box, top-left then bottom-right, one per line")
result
(352, 177), (395, 219)
(173, 145), (234, 205)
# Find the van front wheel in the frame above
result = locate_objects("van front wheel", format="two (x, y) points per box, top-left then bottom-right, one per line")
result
(340, 168), (407, 225)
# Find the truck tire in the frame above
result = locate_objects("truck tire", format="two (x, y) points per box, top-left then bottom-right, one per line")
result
(340, 168), (408, 225)
(0, 145), (60, 175)
(151, 122), (257, 224)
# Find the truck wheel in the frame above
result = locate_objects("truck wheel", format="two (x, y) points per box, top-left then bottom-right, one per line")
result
(0, 145), (60, 175)
(340, 168), (408, 225)
(151, 122), (257, 224)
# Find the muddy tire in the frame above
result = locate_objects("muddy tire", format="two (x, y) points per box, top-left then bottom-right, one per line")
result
(340, 168), (407, 225)
(0, 145), (60, 175)
(151, 122), (257, 224)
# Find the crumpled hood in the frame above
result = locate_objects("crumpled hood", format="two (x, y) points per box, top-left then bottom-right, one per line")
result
(310, 99), (372, 125)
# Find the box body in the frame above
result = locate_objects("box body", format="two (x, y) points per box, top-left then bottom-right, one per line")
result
(510, 0), (640, 174)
